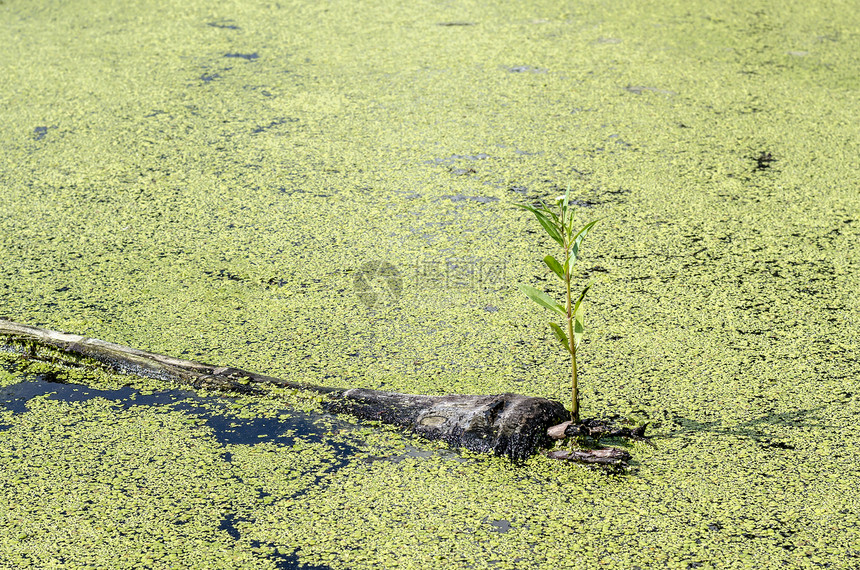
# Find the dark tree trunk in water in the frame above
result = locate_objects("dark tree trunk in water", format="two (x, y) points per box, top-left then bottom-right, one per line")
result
(326, 389), (569, 461)
(0, 319), (566, 460)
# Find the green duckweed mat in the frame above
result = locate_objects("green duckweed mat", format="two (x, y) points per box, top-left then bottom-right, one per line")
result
(1, 0), (858, 568)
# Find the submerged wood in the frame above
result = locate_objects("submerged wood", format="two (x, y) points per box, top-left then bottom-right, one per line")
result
(0, 319), (339, 395)
(546, 418), (651, 467)
(549, 418), (650, 442)
(0, 319), (567, 460)
(546, 447), (631, 465)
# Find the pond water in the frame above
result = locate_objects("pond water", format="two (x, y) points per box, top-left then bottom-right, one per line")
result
(0, 0), (858, 567)
(0, 361), (461, 568)
(0, 374), (353, 447)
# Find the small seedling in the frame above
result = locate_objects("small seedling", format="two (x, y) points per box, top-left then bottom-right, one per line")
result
(517, 187), (599, 424)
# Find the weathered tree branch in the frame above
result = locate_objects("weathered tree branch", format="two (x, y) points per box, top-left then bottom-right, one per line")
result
(0, 319), (568, 461)
(0, 319), (341, 397)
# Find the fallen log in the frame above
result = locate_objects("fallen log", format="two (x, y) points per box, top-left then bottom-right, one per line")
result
(327, 389), (568, 461)
(0, 319), (338, 395)
(0, 319), (567, 460)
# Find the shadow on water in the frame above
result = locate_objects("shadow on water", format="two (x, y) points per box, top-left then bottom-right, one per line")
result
(660, 402), (856, 452)
(219, 513), (332, 570)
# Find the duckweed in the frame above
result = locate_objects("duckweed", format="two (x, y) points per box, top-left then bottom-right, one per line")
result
(1, 0), (858, 568)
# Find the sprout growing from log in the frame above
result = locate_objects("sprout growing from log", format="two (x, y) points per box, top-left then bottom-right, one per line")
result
(517, 186), (599, 424)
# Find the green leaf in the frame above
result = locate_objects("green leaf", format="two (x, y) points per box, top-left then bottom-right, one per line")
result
(517, 204), (564, 246)
(538, 200), (564, 232)
(549, 322), (572, 354)
(570, 219), (600, 267)
(537, 200), (562, 226)
(543, 255), (565, 280)
(536, 213), (565, 246)
(518, 284), (566, 317)
(572, 284), (591, 349)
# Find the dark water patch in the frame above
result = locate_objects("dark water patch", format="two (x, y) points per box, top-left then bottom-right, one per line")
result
(220, 512), (242, 540)
(0, 367), (365, 570)
(583, 265), (610, 279)
(0, 375), (355, 447)
(266, 276), (295, 287)
(284, 439), (362, 501)
(201, 72), (221, 82)
(507, 65), (546, 73)
(224, 52), (259, 61)
(33, 126), (50, 141)
(252, 117), (299, 134)
(608, 133), (632, 147)
(450, 167), (476, 176)
(219, 514), (330, 570)
(204, 267), (247, 283)
(267, 549), (332, 570)
(486, 518), (512, 533)
(761, 439), (796, 450)
(441, 194), (499, 203)
(425, 153), (489, 166)
(753, 150), (776, 171)
(624, 85), (675, 95)
(207, 21), (240, 30)
(276, 185), (331, 198)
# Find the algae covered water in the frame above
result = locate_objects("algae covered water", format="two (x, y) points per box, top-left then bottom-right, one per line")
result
(1, 0), (858, 567)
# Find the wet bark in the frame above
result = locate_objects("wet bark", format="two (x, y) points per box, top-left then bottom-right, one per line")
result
(1, 319), (567, 460)
(0, 318), (338, 395)
(546, 447), (631, 465)
(327, 389), (568, 461)
(548, 418), (650, 442)
(545, 418), (652, 467)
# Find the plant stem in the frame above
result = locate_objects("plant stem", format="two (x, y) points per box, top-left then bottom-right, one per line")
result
(564, 243), (579, 424)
